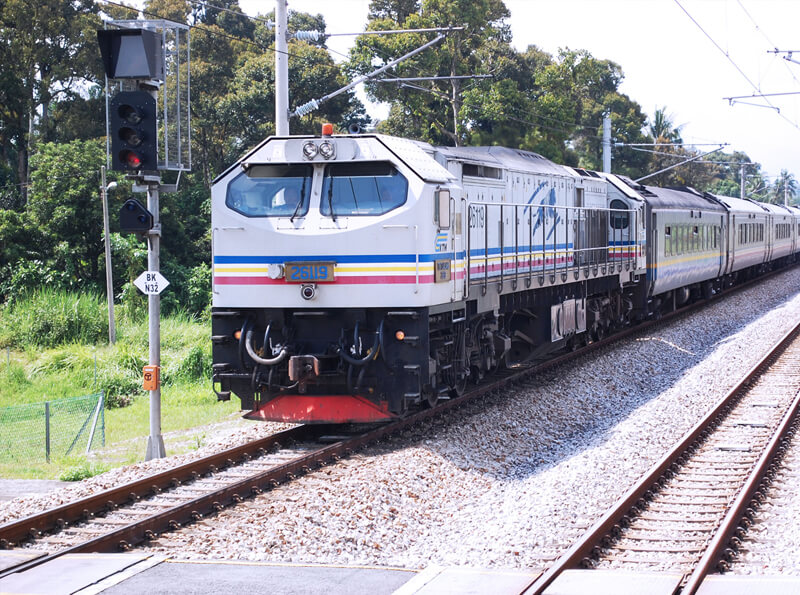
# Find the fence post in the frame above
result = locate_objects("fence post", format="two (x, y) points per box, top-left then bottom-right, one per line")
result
(86, 393), (104, 454)
(45, 401), (50, 464)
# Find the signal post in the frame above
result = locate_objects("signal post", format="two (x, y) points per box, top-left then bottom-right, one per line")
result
(98, 21), (190, 461)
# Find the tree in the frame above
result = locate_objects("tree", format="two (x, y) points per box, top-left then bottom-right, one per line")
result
(26, 140), (106, 287)
(143, 0), (191, 24)
(350, 0), (511, 146)
(195, 0), (255, 39)
(771, 169), (797, 205)
(0, 0), (101, 202)
(648, 106), (684, 144)
(368, 0), (420, 22)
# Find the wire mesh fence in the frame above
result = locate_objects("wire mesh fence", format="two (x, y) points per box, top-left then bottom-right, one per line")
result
(0, 393), (105, 463)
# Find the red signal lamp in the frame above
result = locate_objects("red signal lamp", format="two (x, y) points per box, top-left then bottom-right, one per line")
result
(121, 150), (143, 169)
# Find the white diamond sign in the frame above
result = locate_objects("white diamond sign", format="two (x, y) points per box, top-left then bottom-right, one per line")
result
(134, 271), (170, 295)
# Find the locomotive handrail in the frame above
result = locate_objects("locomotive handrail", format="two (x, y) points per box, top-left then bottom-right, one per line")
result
(465, 199), (639, 290)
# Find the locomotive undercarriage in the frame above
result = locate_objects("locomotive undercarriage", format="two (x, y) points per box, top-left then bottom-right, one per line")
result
(212, 275), (643, 422)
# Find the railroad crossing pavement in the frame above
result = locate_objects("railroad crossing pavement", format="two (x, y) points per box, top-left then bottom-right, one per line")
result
(0, 479), (69, 502)
(3, 554), (800, 594)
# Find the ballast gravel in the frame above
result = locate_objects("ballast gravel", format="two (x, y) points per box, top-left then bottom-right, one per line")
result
(734, 434), (800, 575)
(0, 420), (294, 526)
(3, 267), (800, 572)
(143, 267), (800, 570)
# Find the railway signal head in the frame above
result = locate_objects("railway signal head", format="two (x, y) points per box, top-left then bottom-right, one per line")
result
(120, 198), (154, 234)
(110, 91), (158, 172)
(97, 28), (164, 80)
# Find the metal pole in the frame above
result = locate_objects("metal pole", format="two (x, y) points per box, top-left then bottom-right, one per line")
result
(275, 0), (289, 135)
(145, 182), (166, 460)
(602, 114), (611, 173)
(785, 178), (788, 206)
(86, 392), (103, 454)
(101, 166), (116, 344)
(740, 164), (746, 199)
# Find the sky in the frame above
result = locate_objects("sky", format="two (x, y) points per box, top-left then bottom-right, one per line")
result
(243, 0), (800, 181)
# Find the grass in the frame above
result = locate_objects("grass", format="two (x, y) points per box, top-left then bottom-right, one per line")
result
(0, 300), (250, 480)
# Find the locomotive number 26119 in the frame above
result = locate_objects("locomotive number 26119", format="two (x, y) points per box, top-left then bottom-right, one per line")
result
(284, 262), (335, 282)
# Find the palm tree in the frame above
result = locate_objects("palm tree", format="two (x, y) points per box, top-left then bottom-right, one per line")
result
(648, 106), (684, 144)
(772, 169), (797, 205)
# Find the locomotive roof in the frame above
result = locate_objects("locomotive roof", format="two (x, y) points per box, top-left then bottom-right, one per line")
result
(710, 194), (771, 214)
(639, 186), (727, 212)
(758, 202), (796, 215)
(434, 145), (572, 176)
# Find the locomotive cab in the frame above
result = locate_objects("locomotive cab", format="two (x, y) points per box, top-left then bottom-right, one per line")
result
(212, 131), (464, 422)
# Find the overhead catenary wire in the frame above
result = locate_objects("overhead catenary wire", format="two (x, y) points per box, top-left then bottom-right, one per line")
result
(398, 82), (602, 139)
(99, 0), (337, 73)
(673, 0), (800, 131)
(120, 0), (607, 134)
(735, 0), (800, 87)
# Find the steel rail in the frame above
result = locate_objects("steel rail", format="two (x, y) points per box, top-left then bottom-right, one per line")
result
(680, 385), (800, 594)
(0, 424), (314, 548)
(0, 264), (795, 580)
(523, 317), (800, 595)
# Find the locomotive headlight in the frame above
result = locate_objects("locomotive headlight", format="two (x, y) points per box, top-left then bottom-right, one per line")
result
(302, 141), (318, 159)
(395, 330), (405, 341)
(318, 140), (336, 159)
(267, 263), (284, 280)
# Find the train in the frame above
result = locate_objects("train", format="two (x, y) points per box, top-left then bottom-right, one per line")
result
(210, 126), (800, 424)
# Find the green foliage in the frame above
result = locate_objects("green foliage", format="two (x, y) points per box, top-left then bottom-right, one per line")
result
(186, 263), (212, 318)
(58, 458), (109, 481)
(28, 345), (95, 377)
(0, 362), (30, 390)
(0, 289), (107, 348)
(172, 344), (211, 383)
(27, 140), (106, 286)
(0, 0), (102, 196)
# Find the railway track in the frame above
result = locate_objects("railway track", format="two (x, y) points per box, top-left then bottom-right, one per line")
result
(0, 266), (795, 583)
(525, 318), (800, 595)
(732, 417), (800, 575)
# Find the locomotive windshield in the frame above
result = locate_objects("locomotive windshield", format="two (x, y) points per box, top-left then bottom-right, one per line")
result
(320, 162), (408, 217)
(227, 164), (312, 218)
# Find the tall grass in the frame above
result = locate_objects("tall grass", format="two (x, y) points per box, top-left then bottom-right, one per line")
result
(0, 292), (246, 480)
(0, 289), (107, 348)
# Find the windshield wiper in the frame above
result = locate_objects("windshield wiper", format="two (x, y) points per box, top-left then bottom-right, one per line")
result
(290, 177), (306, 223)
(327, 178), (337, 222)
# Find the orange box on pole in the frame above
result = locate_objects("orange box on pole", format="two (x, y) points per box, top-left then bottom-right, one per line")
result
(143, 365), (160, 391)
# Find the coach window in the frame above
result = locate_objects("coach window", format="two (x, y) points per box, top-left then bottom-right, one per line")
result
(227, 164), (312, 218)
(609, 199), (629, 229)
(665, 226), (672, 255)
(321, 162), (408, 217)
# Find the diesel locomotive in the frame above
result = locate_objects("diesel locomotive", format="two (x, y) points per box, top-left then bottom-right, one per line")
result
(210, 127), (800, 423)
